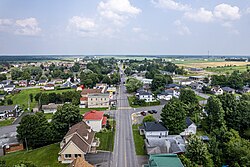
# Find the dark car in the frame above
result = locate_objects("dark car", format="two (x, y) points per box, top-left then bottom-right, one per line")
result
(140, 111), (147, 116)
(152, 110), (157, 114)
(148, 110), (154, 114)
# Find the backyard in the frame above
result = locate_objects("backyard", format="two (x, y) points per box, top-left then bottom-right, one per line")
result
(0, 143), (66, 167)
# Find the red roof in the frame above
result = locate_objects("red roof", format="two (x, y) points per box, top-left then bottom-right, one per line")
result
(102, 117), (107, 126)
(80, 97), (88, 101)
(84, 110), (104, 120)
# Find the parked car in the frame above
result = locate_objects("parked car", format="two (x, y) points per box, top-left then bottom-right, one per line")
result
(140, 111), (147, 116)
(152, 110), (157, 114)
(148, 110), (154, 114)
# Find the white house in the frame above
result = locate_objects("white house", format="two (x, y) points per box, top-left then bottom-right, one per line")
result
(157, 89), (180, 101)
(41, 103), (62, 114)
(83, 110), (107, 132)
(136, 91), (153, 102)
(211, 86), (223, 95)
(180, 118), (197, 136)
(43, 84), (55, 91)
(179, 79), (193, 86)
(140, 122), (168, 139)
(3, 85), (15, 93)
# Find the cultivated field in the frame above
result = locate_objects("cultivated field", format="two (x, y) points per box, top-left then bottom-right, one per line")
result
(178, 61), (250, 68)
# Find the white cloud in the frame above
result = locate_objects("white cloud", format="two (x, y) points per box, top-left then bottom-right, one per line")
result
(0, 19), (13, 26)
(174, 20), (191, 35)
(184, 8), (213, 23)
(98, 0), (141, 26)
(15, 18), (41, 36)
(68, 16), (97, 37)
(247, 7), (250, 14)
(214, 3), (241, 21)
(132, 27), (142, 33)
(151, 0), (191, 11)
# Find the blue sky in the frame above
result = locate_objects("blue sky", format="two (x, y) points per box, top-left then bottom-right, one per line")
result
(0, 0), (250, 55)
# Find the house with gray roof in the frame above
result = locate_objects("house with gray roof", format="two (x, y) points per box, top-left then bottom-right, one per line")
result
(136, 90), (153, 102)
(0, 105), (19, 119)
(140, 122), (168, 139)
(221, 87), (235, 94)
(180, 118), (197, 136)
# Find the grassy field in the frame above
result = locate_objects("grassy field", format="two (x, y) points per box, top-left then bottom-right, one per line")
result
(132, 124), (146, 155)
(0, 118), (14, 127)
(196, 95), (206, 101)
(79, 107), (108, 115)
(0, 143), (66, 167)
(95, 120), (115, 151)
(7, 88), (75, 111)
(205, 65), (249, 74)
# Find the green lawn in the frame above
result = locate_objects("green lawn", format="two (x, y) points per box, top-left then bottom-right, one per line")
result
(95, 120), (115, 151)
(0, 118), (14, 127)
(128, 96), (161, 108)
(44, 113), (54, 120)
(7, 88), (75, 111)
(79, 107), (108, 115)
(196, 95), (206, 101)
(0, 143), (66, 167)
(132, 124), (146, 155)
(205, 65), (249, 74)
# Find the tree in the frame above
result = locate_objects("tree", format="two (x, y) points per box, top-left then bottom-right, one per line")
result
(29, 94), (33, 103)
(205, 96), (226, 133)
(124, 67), (132, 76)
(179, 89), (198, 106)
(143, 115), (156, 123)
(14, 161), (37, 167)
(7, 99), (13, 105)
(51, 104), (82, 141)
(185, 135), (213, 167)
(161, 98), (186, 134)
(151, 74), (172, 91)
(102, 75), (111, 85)
(17, 112), (52, 149)
(125, 78), (143, 93)
(0, 74), (7, 82)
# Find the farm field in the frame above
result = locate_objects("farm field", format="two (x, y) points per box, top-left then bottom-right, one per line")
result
(178, 61), (250, 68)
(205, 65), (249, 74)
(7, 88), (75, 111)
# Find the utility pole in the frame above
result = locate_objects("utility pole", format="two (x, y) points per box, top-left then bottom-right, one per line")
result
(25, 138), (28, 151)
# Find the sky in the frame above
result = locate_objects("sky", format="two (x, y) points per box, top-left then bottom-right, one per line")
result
(0, 0), (250, 55)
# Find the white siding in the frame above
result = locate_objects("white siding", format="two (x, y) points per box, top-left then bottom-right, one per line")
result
(85, 119), (102, 132)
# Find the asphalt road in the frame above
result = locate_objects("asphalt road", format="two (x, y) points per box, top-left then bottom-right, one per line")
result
(112, 68), (138, 167)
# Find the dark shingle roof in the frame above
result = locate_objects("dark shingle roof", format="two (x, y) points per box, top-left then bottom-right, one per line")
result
(137, 91), (152, 96)
(144, 122), (168, 131)
(0, 105), (17, 112)
(186, 117), (193, 127)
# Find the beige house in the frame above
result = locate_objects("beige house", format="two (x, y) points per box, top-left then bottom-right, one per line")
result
(58, 121), (99, 164)
(87, 93), (109, 108)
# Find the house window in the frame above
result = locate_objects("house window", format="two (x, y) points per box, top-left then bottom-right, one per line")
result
(65, 154), (71, 159)
(75, 154), (81, 158)
(96, 98), (98, 100)
(90, 98), (92, 101)
(101, 98), (102, 101)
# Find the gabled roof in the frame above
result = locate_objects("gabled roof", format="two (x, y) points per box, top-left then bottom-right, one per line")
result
(69, 156), (94, 167)
(165, 84), (179, 89)
(84, 110), (104, 121)
(0, 105), (17, 112)
(221, 87), (235, 92)
(143, 122), (168, 132)
(65, 121), (94, 144)
(137, 91), (152, 96)
(80, 97), (88, 101)
(60, 134), (89, 154)
(148, 154), (184, 167)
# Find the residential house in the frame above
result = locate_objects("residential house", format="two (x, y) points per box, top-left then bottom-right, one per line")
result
(189, 76), (205, 81)
(76, 85), (85, 91)
(0, 80), (12, 88)
(69, 156), (94, 167)
(136, 91), (153, 102)
(87, 93), (109, 108)
(179, 79), (193, 86)
(0, 105), (20, 119)
(54, 79), (64, 84)
(140, 122), (168, 139)
(165, 84), (180, 90)
(62, 80), (76, 88)
(79, 97), (88, 108)
(3, 85), (15, 93)
(29, 80), (37, 86)
(83, 110), (107, 132)
(180, 118), (197, 136)
(38, 80), (47, 86)
(18, 80), (28, 87)
(190, 82), (203, 90)
(145, 135), (186, 155)
(41, 103), (63, 114)
(243, 86), (250, 93)
(81, 89), (102, 97)
(144, 154), (184, 167)
(43, 83), (55, 91)
(58, 121), (99, 164)
(0, 95), (5, 101)
(211, 86), (223, 95)
(157, 89), (180, 101)
(222, 87), (235, 94)
(0, 125), (24, 156)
